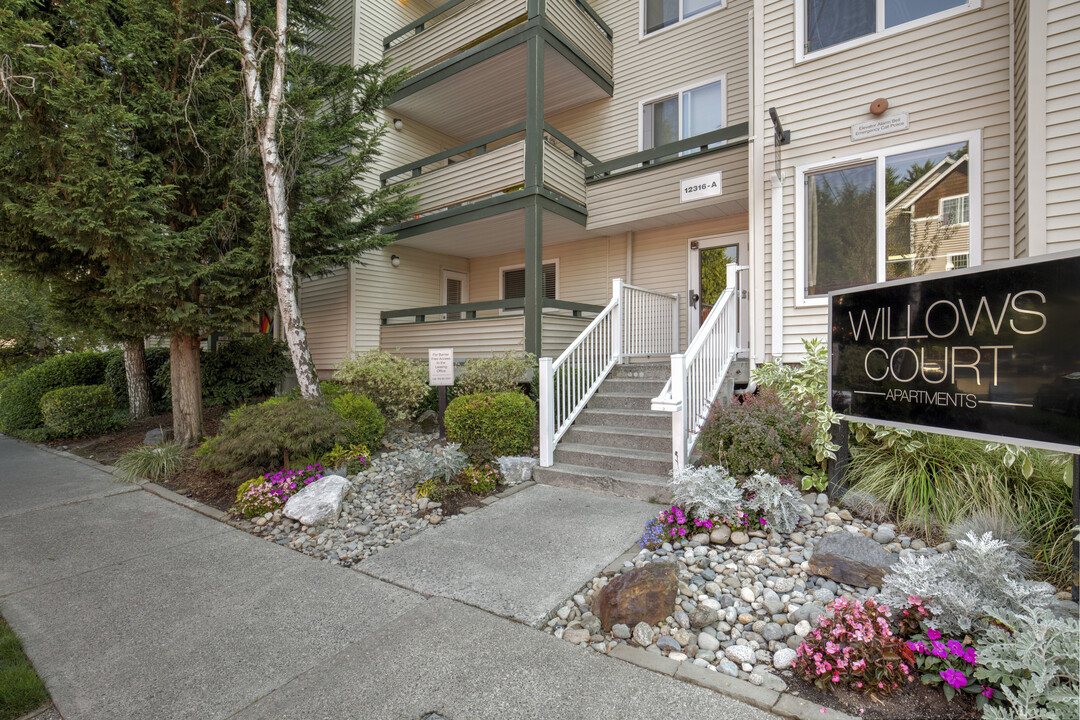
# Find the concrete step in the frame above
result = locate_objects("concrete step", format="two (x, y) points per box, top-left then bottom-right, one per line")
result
(577, 408), (671, 431)
(586, 392), (656, 411)
(597, 377), (669, 396)
(533, 463), (671, 503)
(609, 362), (671, 380)
(554, 442), (672, 477)
(562, 425), (671, 454)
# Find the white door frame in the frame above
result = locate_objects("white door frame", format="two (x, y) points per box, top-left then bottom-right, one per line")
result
(687, 231), (749, 340)
(442, 269), (469, 320)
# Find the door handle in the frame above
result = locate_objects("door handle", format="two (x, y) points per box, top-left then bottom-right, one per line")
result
(689, 291), (700, 308)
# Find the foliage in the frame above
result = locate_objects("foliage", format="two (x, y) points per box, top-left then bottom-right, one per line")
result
(320, 443), (369, 476)
(973, 607), (1080, 720)
(285, 381), (349, 402)
(742, 470), (804, 534)
(200, 335), (293, 407)
(234, 464), (324, 519)
(198, 400), (348, 478)
(751, 338), (839, 490)
(39, 384), (117, 437)
(0, 616), (49, 720)
(113, 442), (186, 484)
(444, 392), (536, 460)
(846, 431), (1073, 585)
(879, 532), (1057, 637)
(105, 347), (171, 414)
(0, 351), (112, 435)
(401, 443), (469, 489)
(454, 352), (536, 396)
(946, 510), (1032, 575)
(670, 465), (743, 525)
(330, 393), (385, 449)
(698, 390), (816, 481)
(461, 463), (502, 495)
(794, 596), (914, 695)
(333, 350), (428, 423)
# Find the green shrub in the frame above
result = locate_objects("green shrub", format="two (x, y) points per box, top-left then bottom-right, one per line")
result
(201, 334), (292, 406)
(455, 351), (536, 396)
(40, 384), (117, 437)
(284, 380), (349, 402)
(105, 347), (171, 414)
(197, 399), (349, 478)
(113, 442), (186, 484)
(0, 351), (113, 434)
(445, 392), (536, 460)
(461, 462), (502, 495)
(321, 443), (370, 475)
(697, 389), (816, 481)
(333, 349), (428, 423)
(330, 393), (385, 449)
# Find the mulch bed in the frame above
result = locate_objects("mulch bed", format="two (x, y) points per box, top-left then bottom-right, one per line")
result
(787, 674), (981, 720)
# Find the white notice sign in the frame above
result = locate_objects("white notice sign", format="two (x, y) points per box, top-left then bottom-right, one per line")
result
(851, 112), (910, 141)
(680, 171), (723, 203)
(428, 348), (454, 386)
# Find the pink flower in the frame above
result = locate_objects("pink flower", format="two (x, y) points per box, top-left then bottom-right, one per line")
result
(930, 641), (949, 659)
(961, 647), (978, 664)
(940, 668), (968, 689)
(981, 686), (993, 699)
(947, 639), (964, 656)
(926, 627), (942, 641)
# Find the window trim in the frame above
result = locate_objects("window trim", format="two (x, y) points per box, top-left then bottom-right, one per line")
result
(793, 131), (982, 308)
(638, 73), (728, 153)
(498, 260), (560, 314)
(939, 193), (970, 227)
(945, 252), (970, 271)
(795, 0), (982, 64)
(639, 0), (728, 41)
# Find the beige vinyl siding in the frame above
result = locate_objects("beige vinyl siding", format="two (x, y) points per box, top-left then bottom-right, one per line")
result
(546, 0), (613, 76)
(762, 0), (1013, 359)
(543, 142), (587, 205)
(1013, 0), (1029, 258)
(351, 246), (470, 355)
(1045, 0), (1080, 252)
(545, 0), (751, 162)
(542, 315), (592, 358)
(308, 0), (354, 65)
(405, 141), (526, 215)
(299, 269), (350, 376)
(381, 316), (526, 360)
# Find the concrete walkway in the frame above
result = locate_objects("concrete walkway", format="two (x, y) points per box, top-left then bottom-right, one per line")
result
(0, 436), (778, 720)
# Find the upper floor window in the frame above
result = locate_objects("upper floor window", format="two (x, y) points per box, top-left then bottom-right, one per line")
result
(804, 0), (969, 54)
(644, 0), (725, 36)
(642, 79), (725, 151)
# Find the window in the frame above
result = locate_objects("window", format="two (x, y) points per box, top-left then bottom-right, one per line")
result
(946, 252), (969, 271)
(798, 136), (977, 303)
(642, 79), (725, 151)
(804, 0), (970, 55)
(501, 263), (557, 302)
(644, 0), (725, 35)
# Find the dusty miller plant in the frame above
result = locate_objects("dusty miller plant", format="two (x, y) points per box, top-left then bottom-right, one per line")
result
(670, 465), (742, 523)
(400, 443), (468, 488)
(879, 532), (1057, 637)
(742, 470), (803, 533)
(751, 338), (839, 492)
(974, 606), (1079, 720)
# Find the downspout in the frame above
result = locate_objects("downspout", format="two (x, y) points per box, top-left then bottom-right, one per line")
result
(769, 170), (784, 363)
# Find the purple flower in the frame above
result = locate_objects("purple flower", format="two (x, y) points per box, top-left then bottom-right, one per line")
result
(930, 641), (949, 659)
(961, 647), (978, 664)
(980, 685), (993, 699)
(940, 668), (968, 689)
(926, 627), (942, 641)
(947, 639), (964, 656)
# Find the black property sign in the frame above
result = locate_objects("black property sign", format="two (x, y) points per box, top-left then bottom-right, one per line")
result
(829, 252), (1080, 452)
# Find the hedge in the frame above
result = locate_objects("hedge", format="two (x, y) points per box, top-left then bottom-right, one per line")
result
(445, 392), (536, 460)
(0, 351), (114, 434)
(40, 384), (117, 437)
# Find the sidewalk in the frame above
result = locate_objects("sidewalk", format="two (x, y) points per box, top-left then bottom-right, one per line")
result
(0, 436), (778, 720)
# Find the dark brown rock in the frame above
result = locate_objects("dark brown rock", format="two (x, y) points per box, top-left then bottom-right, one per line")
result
(808, 531), (897, 588)
(592, 561), (678, 632)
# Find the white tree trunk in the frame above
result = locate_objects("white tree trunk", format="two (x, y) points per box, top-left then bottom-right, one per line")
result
(235, 0), (321, 400)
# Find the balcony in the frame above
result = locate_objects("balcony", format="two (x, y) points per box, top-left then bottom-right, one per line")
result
(383, 0), (612, 139)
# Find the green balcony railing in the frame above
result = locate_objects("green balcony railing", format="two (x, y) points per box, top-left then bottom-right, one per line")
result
(585, 122), (750, 183)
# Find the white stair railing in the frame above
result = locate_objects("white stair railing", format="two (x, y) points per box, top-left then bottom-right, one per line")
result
(652, 262), (744, 471)
(540, 278), (678, 467)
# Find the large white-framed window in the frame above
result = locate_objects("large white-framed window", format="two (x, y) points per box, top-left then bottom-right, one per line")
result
(641, 0), (726, 38)
(794, 132), (981, 307)
(796, 0), (980, 61)
(640, 76), (726, 152)
(499, 261), (558, 313)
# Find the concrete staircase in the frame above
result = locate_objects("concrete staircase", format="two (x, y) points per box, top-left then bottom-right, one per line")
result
(534, 362), (674, 502)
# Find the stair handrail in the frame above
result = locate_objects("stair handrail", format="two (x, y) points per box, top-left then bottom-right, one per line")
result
(652, 262), (745, 470)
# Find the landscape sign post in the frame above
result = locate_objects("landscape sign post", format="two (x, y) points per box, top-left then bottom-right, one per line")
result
(428, 348), (454, 438)
(828, 251), (1080, 600)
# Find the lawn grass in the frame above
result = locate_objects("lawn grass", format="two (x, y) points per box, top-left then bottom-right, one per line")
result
(0, 616), (49, 720)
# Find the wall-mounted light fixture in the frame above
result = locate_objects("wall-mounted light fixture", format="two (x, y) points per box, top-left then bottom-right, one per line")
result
(390, 254), (401, 267)
(392, 118), (404, 131)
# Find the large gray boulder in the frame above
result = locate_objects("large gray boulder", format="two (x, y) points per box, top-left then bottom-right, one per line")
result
(497, 456), (539, 484)
(283, 475), (350, 526)
(808, 531), (897, 588)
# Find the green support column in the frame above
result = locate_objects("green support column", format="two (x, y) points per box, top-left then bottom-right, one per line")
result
(523, 33), (544, 356)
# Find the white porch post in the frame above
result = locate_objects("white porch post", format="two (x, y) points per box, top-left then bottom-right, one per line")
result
(611, 278), (623, 364)
(728, 261), (741, 350)
(539, 356), (554, 467)
(670, 353), (687, 472)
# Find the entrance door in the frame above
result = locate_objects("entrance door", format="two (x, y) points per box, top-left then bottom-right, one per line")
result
(688, 232), (748, 342)
(442, 270), (468, 320)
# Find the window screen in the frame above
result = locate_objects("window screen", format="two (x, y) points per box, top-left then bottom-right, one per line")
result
(503, 264), (556, 300)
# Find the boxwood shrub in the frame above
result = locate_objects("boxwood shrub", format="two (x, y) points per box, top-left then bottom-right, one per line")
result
(331, 393), (385, 450)
(0, 351), (114, 435)
(40, 384), (117, 437)
(445, 392), (536, 460)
